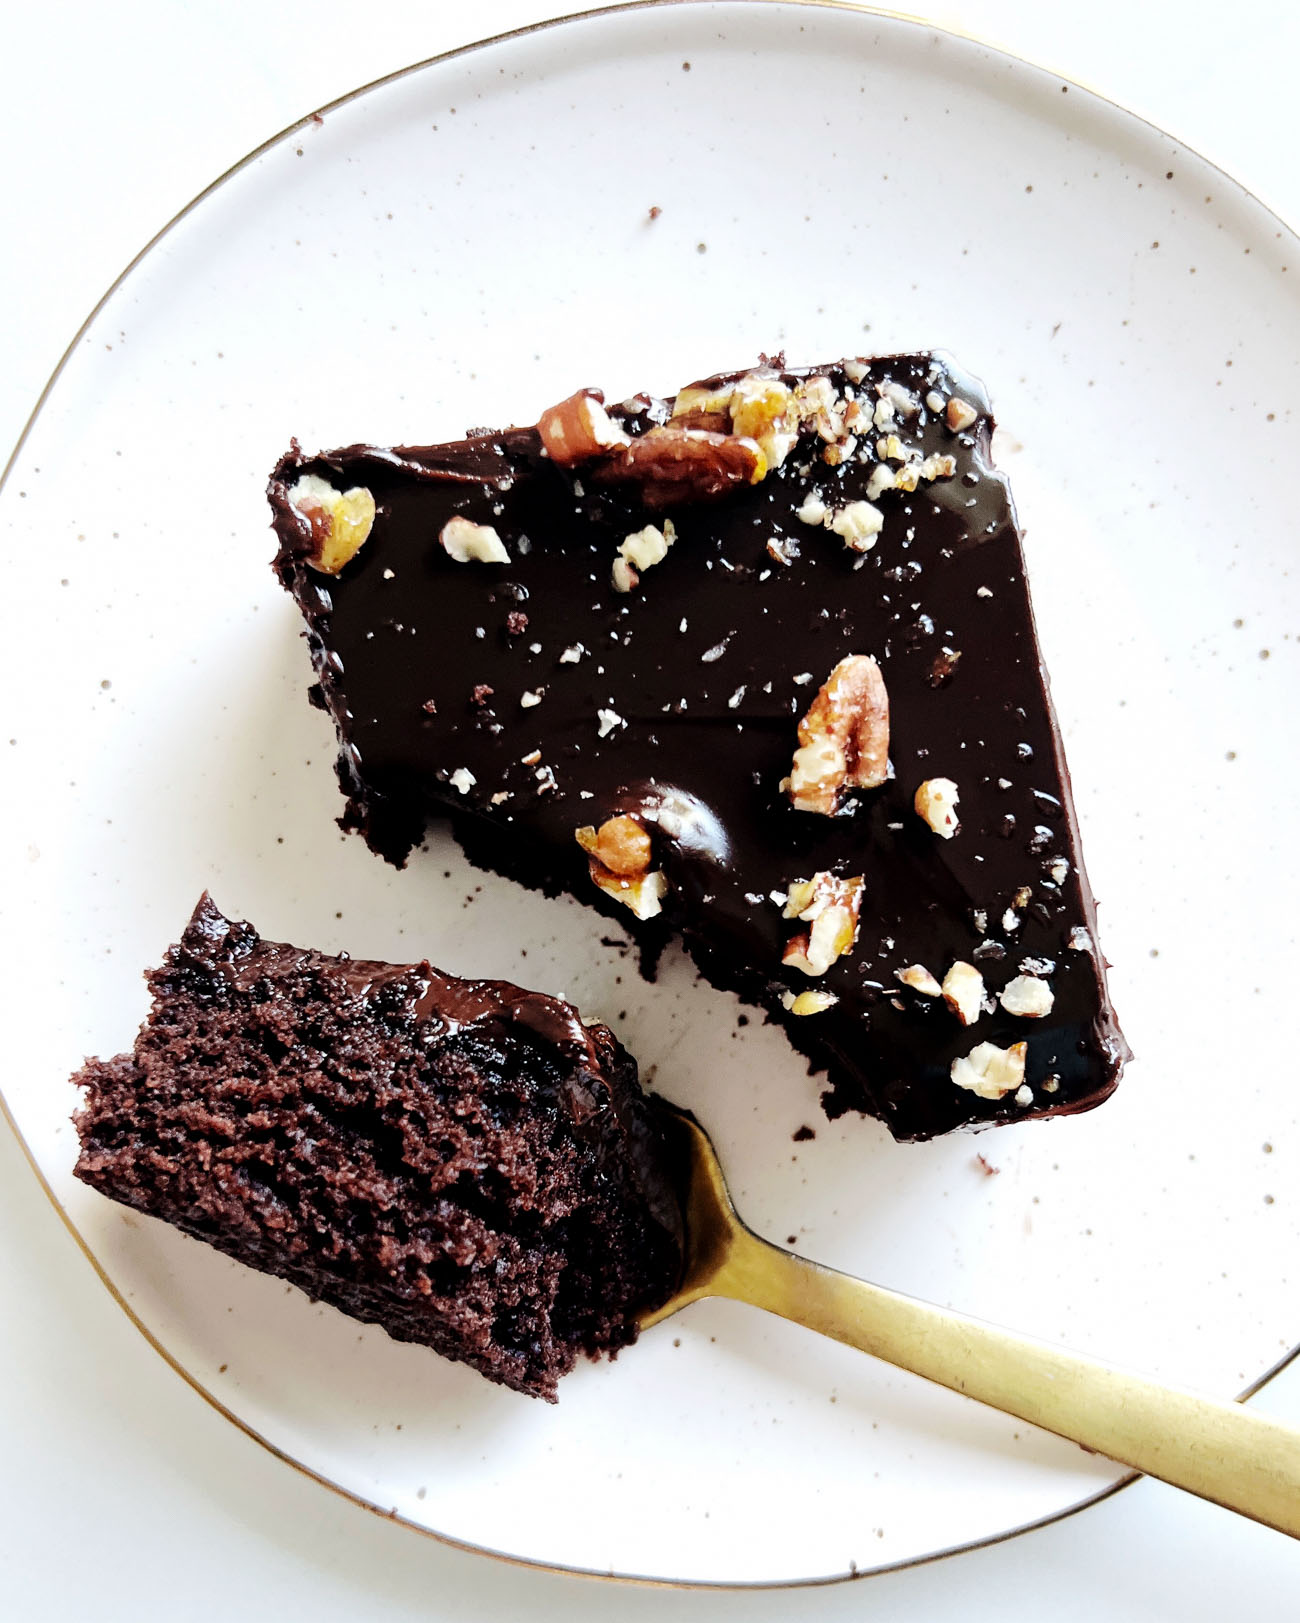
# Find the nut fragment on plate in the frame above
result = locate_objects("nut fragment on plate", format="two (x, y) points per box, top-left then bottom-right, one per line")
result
(440, 515), (510, 564)
(288, 474), (377, 574)
(575, 816), (668, 920)
(914, 776), (960, 838)
(950, 1040), (1028, 1100)
(999, 974), (1055, 1017)
(780, 988), (839, 1016)
(786, 655), (890, 815)
(941, 960), (985, 1025)
(537, 388), (630, 465)
(781, 872), (864, 976)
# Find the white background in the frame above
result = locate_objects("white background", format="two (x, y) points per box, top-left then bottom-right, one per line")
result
(3, 1), (1299, 1614)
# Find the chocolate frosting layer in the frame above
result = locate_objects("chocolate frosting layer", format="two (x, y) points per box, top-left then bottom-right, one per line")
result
(270, 353), (1129, 1140)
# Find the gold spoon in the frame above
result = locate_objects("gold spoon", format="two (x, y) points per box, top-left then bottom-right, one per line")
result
(640, 1103), (1300, 1539)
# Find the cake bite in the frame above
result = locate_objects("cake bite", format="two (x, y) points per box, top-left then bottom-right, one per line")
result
(269, 353), (1128, 1139)
(71, 896), (684, 1401)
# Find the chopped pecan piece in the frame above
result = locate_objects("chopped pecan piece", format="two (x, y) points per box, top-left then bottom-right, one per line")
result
(669, 383), (734, 434)
(946, 397), (979, 433)
(999, 974), (1054, 1018)
(287, 474), (376, 574)
(729, 374), (799, 468)
(951, 1040), (1027, 1100)
(537, 388), (630, 466)
(829, 499), (884, 553)
(440, 515), (509, 564)
(780, 988), (839, 1016)
(578, 814), (652, 876)
(941, 960), (985, 1025)
(927, 647), (962, 687)
(794, 375), (844, 442)
(671, 372), (800, 469)
(786, 655), (890, 815)
(617, 520), (676, 578)
(780, 872), (864, 976)
(591, 867), (667, 920)
(611, 556), (638, 593)
(896, 964), (942, 997)
(914, 776), (960, 838)
(575, 816), (668, 920)
(589, 426), (765, 510)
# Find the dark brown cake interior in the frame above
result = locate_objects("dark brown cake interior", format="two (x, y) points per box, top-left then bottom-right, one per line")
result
(72, 896), (684, 1400)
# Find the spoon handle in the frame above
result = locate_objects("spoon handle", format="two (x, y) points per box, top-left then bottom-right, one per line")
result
(718, 1226), (1300, 1538)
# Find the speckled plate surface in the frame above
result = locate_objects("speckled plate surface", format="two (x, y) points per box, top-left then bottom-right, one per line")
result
(3, 0), (1298, 1587)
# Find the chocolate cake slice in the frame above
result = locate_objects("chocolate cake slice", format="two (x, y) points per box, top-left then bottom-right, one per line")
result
(269, 354), (1128, 1140)
(72, 896), (684, 1400)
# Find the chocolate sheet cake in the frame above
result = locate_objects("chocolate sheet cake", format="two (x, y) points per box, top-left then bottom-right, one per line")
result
(72, 896), (684, 1400)
(269, 354), (1128, 1140)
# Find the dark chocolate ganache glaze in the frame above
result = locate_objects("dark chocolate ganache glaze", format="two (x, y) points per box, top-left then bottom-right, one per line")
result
(269, 353), (1129, 1140)
(182, 891), (612, 1127)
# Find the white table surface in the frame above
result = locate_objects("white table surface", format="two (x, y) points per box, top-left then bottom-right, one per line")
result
(4, 2), (1298, 1615)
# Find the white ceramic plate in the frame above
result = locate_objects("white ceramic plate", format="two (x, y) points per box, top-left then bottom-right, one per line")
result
(3, 0), (1298, 1588)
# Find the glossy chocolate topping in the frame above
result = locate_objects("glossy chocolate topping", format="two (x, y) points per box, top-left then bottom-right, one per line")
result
(187, 889), (595, 1059)
(270, 353), (1129, 1140)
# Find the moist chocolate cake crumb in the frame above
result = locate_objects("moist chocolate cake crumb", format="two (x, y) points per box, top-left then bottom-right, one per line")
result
(792, 1125), (817, 1142)
(71, 896), (684, 1401)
